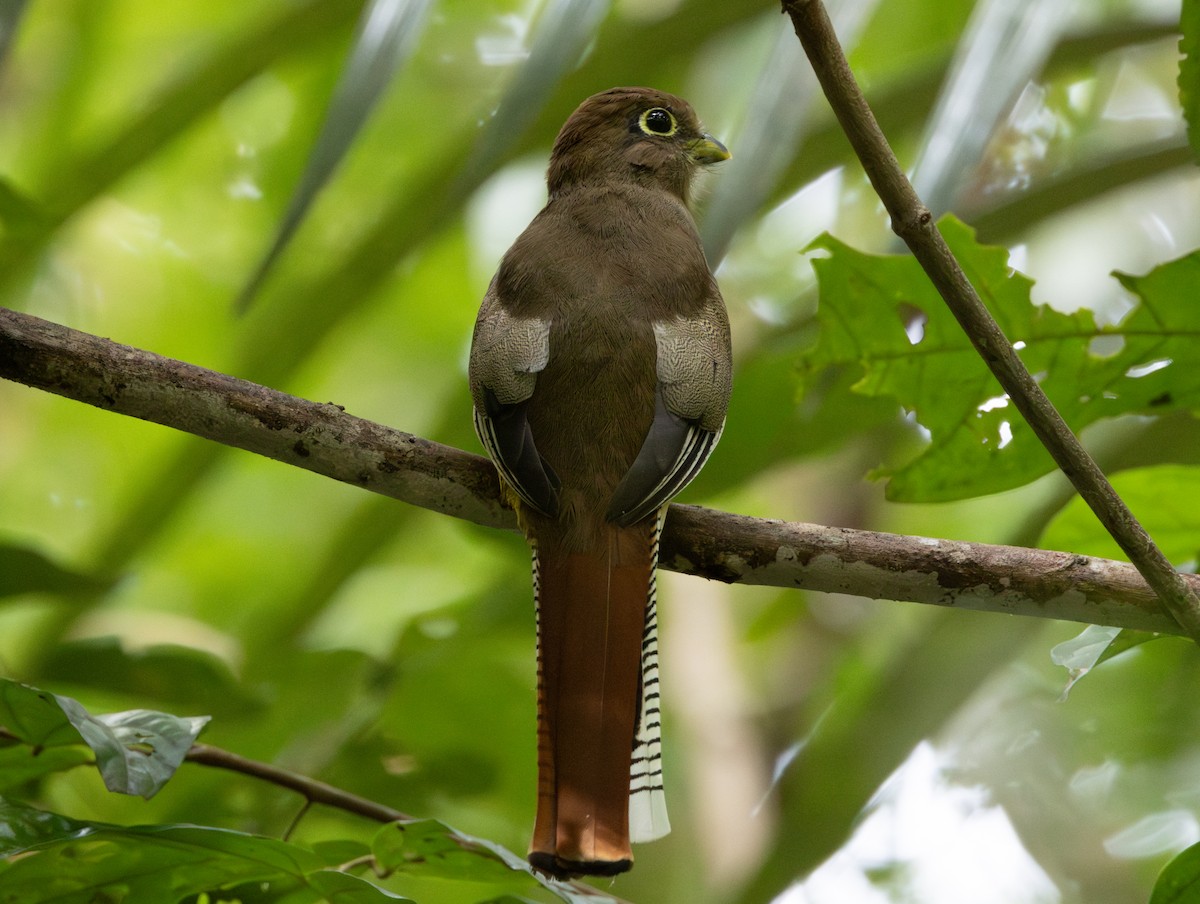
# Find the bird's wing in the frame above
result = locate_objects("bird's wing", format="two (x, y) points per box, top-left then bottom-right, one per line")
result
(606, 290), (732, 527)
(469, 289), (559, 517)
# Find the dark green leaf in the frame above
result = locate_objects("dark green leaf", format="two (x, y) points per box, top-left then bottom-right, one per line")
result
(0, 178), (41, 236)
(1152, 838), (1200, 904)
(0, 799), (91, 856)
(39, 638), (258, 714)
(1180, 0), (1200, 166)
(0, 0), (26, 74)
(371, 820), (608, 903)
(0, 744), (93, 792)
(0, 544), (113, 599)
(0, 680), (80, 748)
(0, 803), (411, 903)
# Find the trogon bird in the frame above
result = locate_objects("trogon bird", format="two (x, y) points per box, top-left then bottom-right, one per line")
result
(469, 87), (732, 878)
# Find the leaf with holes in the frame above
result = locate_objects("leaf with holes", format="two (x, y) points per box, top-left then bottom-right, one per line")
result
(0, 678), (208, 799)
(803, 218), (1200, 501)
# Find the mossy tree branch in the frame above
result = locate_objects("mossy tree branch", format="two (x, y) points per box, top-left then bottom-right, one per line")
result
(0, 305), (1189, 637)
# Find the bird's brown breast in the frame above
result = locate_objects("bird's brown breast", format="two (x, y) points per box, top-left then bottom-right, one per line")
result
(499, 183), (708, 549)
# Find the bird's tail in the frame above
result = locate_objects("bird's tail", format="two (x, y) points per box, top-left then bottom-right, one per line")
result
(528, 513), (669, 878)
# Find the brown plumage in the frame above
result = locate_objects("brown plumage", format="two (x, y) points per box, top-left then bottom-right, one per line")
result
(468, 87), (731, 878)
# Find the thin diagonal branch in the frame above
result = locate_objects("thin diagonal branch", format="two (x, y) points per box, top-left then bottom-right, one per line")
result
(184, 742), (414, 823)
(780, 0), (1200, 642)
(0, 305), (1193, 637)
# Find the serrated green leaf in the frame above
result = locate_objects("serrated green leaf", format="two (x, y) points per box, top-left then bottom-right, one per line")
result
(0, 803), (411, 903)
(52, 697), (209, 799)
(1180, 0), (1200, 166)
(804, 220), (1200, 501)
(0, 545), (114, 600)
(1152, 838), (1200, 904)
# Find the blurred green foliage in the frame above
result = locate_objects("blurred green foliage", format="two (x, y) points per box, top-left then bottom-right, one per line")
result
(2, 1), (1200, 902)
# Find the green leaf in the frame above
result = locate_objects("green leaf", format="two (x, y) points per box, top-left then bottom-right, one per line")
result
(1042, 464), (1200, 564)
(0, 799), (91, 856)
(371, 820), (612, 903)
(1050, 625), (1162, 697)
(1152, 838), (1200, 904)
(0, 544), (114, 599)
(53, 697), (209, 799)
(0, 744), (94, 792)
(1181, 0), (1200, 166)
(804, 221), (1200, 501)
(0, 802), (412, 903)
(38, 638), (258, 714)
(0, 681), (81, 749)
(372, 819), (526, 880)
(0, 678), (208, 799)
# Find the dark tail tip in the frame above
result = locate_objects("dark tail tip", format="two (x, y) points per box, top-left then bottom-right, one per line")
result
(529, 851), (633, 879)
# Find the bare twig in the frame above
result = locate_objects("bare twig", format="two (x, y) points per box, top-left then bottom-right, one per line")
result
(185, 742), (413, 823)
(1, 305), (1194, 636)
(780, 0), (1200, 642)
(184, 742), (630, 900)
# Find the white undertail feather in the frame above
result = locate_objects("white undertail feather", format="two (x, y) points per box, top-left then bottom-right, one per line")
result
(530, 539), (550, 795)
(629, 505), (671, 842)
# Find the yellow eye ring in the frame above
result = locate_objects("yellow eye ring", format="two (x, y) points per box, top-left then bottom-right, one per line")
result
(638, 107), (678, 137)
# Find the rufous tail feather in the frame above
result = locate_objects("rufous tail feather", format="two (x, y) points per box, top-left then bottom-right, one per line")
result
(528, 517), (665, 877)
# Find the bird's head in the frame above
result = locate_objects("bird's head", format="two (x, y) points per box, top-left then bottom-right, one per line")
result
(546, 87), (730, 202)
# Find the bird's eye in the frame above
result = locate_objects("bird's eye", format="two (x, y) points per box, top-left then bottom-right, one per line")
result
(638, 107), (677, 137)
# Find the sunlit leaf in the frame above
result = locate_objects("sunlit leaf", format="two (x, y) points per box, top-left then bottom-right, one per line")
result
(0, 0), (364, 286)
(804, 222), (1200, 501)
(237, 0), (434, 311)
